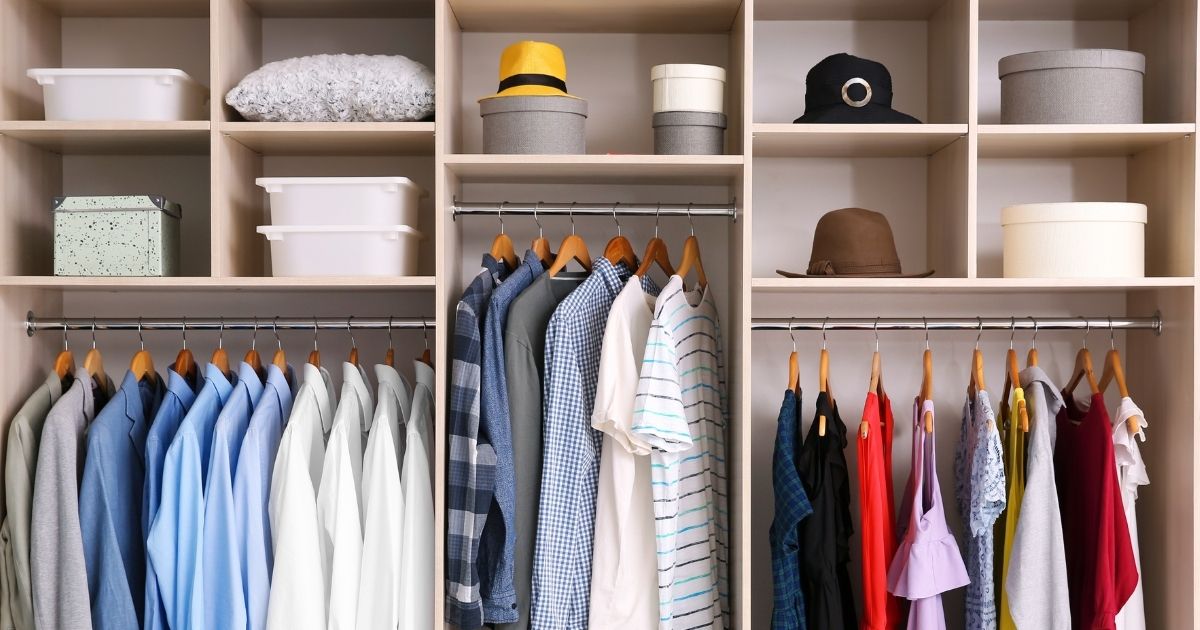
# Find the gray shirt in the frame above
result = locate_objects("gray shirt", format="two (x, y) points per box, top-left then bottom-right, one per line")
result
(1, 371), (66, 630)
(497, 272), (584, 630)
(30, 371), (113, 630)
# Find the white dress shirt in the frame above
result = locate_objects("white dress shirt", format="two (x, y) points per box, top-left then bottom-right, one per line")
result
(399, 360), (435, 630)
(356, 364), (412, 629)
(317, 363), (373, 630)
(266, 364), (335, 630)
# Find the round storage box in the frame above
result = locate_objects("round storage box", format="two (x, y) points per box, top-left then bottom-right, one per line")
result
(653, 111), (726, 155)
(255, 177), (426, 227)
(651, 64), (726, 114)
(480, 95), (587, 154)
(998, 49), (1146, 124)
(256, 224), (423, 277)
(1001, 202), (1147, 278)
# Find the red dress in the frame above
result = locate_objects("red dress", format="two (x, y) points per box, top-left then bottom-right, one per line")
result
(857, 390), (904, 629)
(1054, 392), (1139, 630)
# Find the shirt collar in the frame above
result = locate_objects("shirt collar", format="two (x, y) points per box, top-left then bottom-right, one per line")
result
(40, 369), (66, 404)
(203, 362), (236, 405)
(235, 361), (265, 403)
(482, 253), (508, 284)
(165, 368), (198, 410)
(116, 369), (166, 458)
(413, 359), (435, 393)
(342, 362), (374, 432)
(263, 363), (294, 416)
(590, 257), (629, 298)
(300, 362), (335, 433)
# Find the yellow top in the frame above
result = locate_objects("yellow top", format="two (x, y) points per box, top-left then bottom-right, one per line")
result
(997, 387), (1027, 630)
(480, 40), (579, 100)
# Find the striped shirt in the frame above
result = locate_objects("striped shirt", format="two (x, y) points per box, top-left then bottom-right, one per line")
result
(631, 276), (729, 629)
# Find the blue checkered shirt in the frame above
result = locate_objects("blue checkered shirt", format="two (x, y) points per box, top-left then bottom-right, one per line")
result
(770, 389), (813, 630)
(447, 255), (508, 630)
(530, 258), (657, 630)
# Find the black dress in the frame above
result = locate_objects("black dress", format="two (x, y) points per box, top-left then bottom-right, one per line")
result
(797, 391), (857, 630)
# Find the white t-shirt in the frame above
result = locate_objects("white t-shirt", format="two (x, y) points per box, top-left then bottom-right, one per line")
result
(1113, 397), (1149, 630)
(631, 275), (729, 629)
(588, 277), (659, 630)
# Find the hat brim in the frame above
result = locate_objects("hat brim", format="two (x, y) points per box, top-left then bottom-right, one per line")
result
(793, 103), (921, 124)
(775, 268), (935, 278)
(480, 85), (581, 100)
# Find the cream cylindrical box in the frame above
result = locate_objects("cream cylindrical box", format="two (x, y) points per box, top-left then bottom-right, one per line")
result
(651, 64), (726, 114)
(1001, 202), (1147, 278)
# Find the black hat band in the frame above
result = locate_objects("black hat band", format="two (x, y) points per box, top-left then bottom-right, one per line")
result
(498, 73), (567, 94)
(807, 77), (890, 109)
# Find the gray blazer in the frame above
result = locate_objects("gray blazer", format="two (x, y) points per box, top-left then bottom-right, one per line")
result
(30, 371), (112, 630)
(0, 371), (65, 630)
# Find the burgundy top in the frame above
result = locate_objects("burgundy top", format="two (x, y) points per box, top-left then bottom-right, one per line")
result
(1054, 392), (1139, 630)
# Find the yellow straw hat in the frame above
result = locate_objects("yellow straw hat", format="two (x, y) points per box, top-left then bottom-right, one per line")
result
(480, 40), (580, 100)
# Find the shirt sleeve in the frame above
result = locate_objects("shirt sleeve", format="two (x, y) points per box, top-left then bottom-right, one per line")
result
(631, 315), (693, 453)
(592, 305), (651, 456)
(266, 418), (326, 630)
(146, 433), (204, 630)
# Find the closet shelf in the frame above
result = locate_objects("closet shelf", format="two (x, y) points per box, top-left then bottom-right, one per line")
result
(32, 0), (208, 17)
(241, 0), (432, 18)
(0, 121), (210, 155)
(751, 277), (1197, 293)
(755, 0), (949, 21)
(220, 122), (435, 156)
(0, 276), (436, 291)
(446, 0), (741, 33)
(443, 154), (743, 184)
(753, 124), (966, 158)
(978, 124), (1196, 158)
(979, 0), (1159, 20)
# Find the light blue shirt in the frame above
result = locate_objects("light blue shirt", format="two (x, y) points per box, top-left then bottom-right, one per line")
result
(146, 364), (236, 630)
(79, 369), (165, 630)
(203, 363), (265, 630)
(143, 368), (199, 630)
(233, 364), (294, 630)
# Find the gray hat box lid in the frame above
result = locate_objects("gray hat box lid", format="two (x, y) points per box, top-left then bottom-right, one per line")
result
(652, 111), (728, 128)
(479, 95), (588, 117)
(999, 48), (1146, 78)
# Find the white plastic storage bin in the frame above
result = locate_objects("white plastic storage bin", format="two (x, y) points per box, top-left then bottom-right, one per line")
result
(257, 224), (422, 277)
(651, 64), (726, 114)
(27, 68), (207, 121)
(255, 177), (426, 227)
(1001, 202), (1147, 278)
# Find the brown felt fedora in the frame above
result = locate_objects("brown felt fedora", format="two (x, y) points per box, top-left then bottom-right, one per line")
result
(776, 207), (934, 278)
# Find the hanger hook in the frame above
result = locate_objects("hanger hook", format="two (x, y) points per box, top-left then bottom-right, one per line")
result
(138, 317), (145, 351)
(923, 316), (930, 350)
(387, 316), (394, 352)
(687, 202), (695, 236)
(655, 202), (662, 238)
(788, 317), (797, 353)
(273, 316), (282, 351)
(874, 317), (880, 352)
(533, 201), (544, 238)
(1028, 316), (1038, 349)
(421, 316), (430, 352)
(91, 317), (98, 350)
(975, 316), (984, 349)
(1009, 316), (1016, 349)
(250, 316), (258, 351)
(569, 201), (577, 236)
(181, 316), (187, 351)
(312, 316), (319, 352)
(821, 316), (828, 350)
(219, 316), (225, 350)
(497, 201), (506, 235)
(1080, 316), (1090, 348)
(612, 202), (622, 237)
(62, 321), (69, 353)
(1109, 315), (1116, 350)
(347, 316), (357, 351)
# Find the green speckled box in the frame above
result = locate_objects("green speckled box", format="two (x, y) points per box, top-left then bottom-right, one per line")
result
(53, 195), (182, 276)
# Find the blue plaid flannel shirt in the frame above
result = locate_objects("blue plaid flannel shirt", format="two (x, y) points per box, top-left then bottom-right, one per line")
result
(770, 389), (813, 630)
(447, 255), (507, 630)
(530, 258), (657, 630)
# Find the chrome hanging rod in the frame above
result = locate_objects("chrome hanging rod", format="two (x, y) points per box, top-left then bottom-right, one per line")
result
(25, 313), (435, 337)
(451, 200), (737, 220)
(751, 314), (1162, 336)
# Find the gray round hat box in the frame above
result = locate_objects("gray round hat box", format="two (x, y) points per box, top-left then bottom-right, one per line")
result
(480, 95), (587, 154)
(998, 49), (1146, 124)
(653, 111), (727, 155)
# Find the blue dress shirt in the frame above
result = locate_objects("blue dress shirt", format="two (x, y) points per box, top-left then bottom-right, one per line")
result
(79, 369), (165, 630)
(143, 368), (200, 630)
(203, 363), (265, 630)
(146, 365), (236, 630)
(233, 364), (294, 630)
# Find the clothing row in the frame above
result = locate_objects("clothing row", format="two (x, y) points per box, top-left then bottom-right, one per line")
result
(447, 250), (730, 630)
(0, 353), (435, 630)
(771, 363), (1148, 630)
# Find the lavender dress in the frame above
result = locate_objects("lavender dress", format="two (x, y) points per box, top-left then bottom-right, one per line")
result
(887, 398), (970, 630)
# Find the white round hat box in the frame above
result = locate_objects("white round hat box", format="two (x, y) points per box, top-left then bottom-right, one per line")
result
(651, 64), (726, 114)
(1001, 202), (1147, 278)
(256, 177), (426, 227)
(257, 224), (423, 277)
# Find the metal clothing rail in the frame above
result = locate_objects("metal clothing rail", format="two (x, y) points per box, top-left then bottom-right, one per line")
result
(451, 200), (738, 220)
(25, 313), (435, 337)
(750, 314), (1163, 335)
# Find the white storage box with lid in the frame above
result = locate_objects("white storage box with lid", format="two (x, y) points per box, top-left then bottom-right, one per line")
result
(1001, 202), (1147, 278)
(256, 224), (422, 277)
(27, 68), (207, 121)
(651, 64), (726, 114)
(53, 194), (181, 277)
(255, 177), (426, 226)
(998, 49), (1146, 124)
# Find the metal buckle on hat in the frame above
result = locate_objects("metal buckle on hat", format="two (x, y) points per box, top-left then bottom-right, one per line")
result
(841, 77), (872, 108)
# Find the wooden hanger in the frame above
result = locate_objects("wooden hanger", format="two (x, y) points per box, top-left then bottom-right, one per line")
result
(129, 318), (157, 384)
(674, 206), (708, 289)
(635, 205), (675, 280)
(967, 318), (987, 400)
(1001, 320), (1029, 432)
(384, 316), (396, 367)
(270, 317), (289, 382)
(1098, 319), (1142, 435)
(346, 317), (359, 366)
(548, 204), (593, 277)
(212, 318), (231, 378)
(920, 319), (933, 434)
(52, 324), (74, 382)
(1025, 317), (1039, 368)
(489, 203), (519, 271)
(603, 203), (638, 269)
(864, 318), (882, 439)
(418, 317), (432, 366)
(244, 318), (265, 379)
(173, 319), (197, 383)
(817, 318), (831, 437)
(786, 320), (800, 394)
(307, 317), (321, 369)
(530, 202), (554, 268)
(1064, 319), (1101, 396)
(84, 319), (107, 386)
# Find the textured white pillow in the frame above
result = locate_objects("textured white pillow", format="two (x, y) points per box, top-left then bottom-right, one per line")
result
(226, 54), (435, 122)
